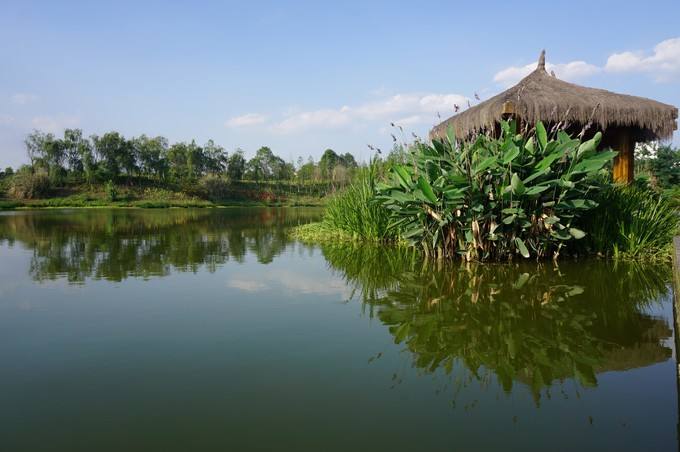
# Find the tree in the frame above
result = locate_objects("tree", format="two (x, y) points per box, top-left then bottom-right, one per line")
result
(62, 129), (86, 175)
(245, 147), (288, 181)
(297, 157), (316, 183)
(203, 139), (228, 175)
(340, 152), (358, 168)
(319, 149), (341, 179)
(24, 130), (45, 168)
(227, 149), (246, 181)
(650, 146), (680, 188)
(134, 135), (169, 179)
(93, 132), (130, 180)
(23, 130), (66, 183)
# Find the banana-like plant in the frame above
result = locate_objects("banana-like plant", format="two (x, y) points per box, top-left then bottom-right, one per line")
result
(376, 121), (616, 261)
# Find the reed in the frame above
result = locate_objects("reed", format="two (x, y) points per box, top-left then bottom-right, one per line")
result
(320, 161), (394, 241)
(582, 184), (679, 259)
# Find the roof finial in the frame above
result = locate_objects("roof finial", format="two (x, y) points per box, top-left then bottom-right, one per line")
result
(538, 49), (546, 70)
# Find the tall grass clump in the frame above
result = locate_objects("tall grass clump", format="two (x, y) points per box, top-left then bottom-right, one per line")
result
(377, 121), (616, 261)
(582, 183), (679, 259)
(319, 161), (393, 241)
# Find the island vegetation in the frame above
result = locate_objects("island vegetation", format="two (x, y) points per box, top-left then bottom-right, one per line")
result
(294, 121), (680, 261)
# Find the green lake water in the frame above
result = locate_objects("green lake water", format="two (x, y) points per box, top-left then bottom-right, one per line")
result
(0, 208), (677, 451)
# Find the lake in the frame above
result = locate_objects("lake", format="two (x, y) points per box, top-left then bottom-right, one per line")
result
(0, 208), (677, 451)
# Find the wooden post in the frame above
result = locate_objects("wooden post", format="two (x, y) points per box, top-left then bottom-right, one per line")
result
(612, 128), (635, 184)
(671, 237), (680, 446)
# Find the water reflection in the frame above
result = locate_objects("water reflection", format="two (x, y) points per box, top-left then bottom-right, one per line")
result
(0, 209), (673, 401)
(0, 208), (320, 283)
(321, 244), (673, 401)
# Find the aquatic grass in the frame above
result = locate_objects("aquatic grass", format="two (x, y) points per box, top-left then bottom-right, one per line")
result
(319, 161), (394, 241)
(582, 184), (679, 259)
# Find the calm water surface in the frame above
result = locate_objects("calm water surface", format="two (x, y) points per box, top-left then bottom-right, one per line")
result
(0, 208), (677, 451)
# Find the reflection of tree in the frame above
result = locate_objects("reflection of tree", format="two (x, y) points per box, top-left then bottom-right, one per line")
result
(322, 244), (673, 402)
(0, 208), (320, 283)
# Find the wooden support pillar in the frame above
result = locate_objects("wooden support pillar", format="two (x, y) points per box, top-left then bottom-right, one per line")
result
(671, 237), (680, 446)
(612, 129), (635, 184)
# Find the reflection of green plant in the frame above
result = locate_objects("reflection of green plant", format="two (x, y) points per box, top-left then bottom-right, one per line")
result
(377, 121), (615, 260)
(323, 243), (672, 402)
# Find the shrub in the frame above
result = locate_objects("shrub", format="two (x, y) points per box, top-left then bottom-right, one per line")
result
(198, 174), (231, 200)
(105, 180), (118, 202)
(8, 167), (51, 199)
(376, 121), (615, 261)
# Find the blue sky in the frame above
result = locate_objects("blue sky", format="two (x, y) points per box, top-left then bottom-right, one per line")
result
(1, 0), (679, 167)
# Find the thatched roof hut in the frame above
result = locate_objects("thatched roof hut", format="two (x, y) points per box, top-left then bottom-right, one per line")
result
(430, 51), (678, 183)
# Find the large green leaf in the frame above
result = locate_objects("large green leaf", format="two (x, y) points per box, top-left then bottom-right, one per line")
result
(523, 167), (550, 184)
(474, 156), (497, 174)
(502, 143), (520, 164)
(536, 122), (548, 150)
(569, 228), (586, 239)
(576, 132), (602, 159)
(524, 185), (550, 196)
(393, 165), (412, 189)
(510, 173), (525, 195)
(417, 176), (438, 203)
(571, 151), (617, 174)
(515, 237), (530, 258)
(446, 126), (456, 145)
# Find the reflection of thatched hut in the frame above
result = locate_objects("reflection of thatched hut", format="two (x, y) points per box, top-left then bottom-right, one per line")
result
(430, 51), (678, 183)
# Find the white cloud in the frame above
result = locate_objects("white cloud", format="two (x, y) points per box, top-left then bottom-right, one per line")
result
(605, 37), (680, 81)
(31, 115), (80, 134)
(0, 114), (14, 126)
(225, 113), (268, 128)
(11, 93), (39, 105)
(227, 278), (268, 292)
(494, 37), (680, 87)
(226, 269), (350, 297)
(392, 115), (424, 126)
(271, 92), (467, 133)
(494, 61), (600, 87)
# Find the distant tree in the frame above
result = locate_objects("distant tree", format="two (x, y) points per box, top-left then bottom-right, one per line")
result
(203, 139), (228, 175)
(134, 135), (169, 180)
(340, 152), (358, 168)
(23, 130), (66, 183)
(246, 147), (288, 181)
(62, 129), (86, 175)
(93, 132), (130, 180)
(332, 164), (350, 185)
(297, 157), (316, 183)
(24, 130), (45, 168)
(227, 149), (246, 181)
(651, 146), (680, 188)
(319, 149), (341, 179)
(385, 143), (408, 167)
(167, 142), (190, 183)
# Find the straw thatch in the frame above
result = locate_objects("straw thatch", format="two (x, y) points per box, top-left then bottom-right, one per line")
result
(431, 51), (678, 142)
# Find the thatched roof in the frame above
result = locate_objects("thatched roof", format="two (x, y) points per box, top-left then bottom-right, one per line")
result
(431, 51), (678, 142)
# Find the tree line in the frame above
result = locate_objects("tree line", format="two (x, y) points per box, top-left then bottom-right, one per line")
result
(9, 129), (360, 186)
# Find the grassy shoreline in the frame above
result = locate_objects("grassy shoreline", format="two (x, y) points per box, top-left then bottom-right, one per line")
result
(0, 197), (325, 210)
